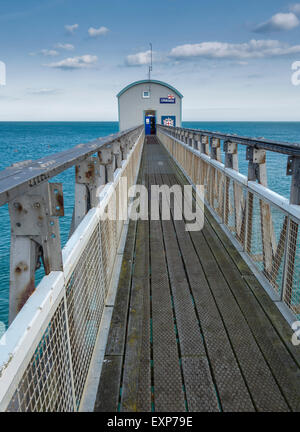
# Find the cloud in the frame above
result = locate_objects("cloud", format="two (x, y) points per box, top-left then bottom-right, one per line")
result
(54, 43), (74, 51)
(45, 55), (98, 70)
(254, 12), (299, 33)
(30, 49), (59, 57)
(125, 50), (154, 66)
(88, 26), (109, 37)
(290, 3), (300, 14)
(65, 24), (79, 34)
(27, 88), (61, 95)
(169, 39), (300, 60)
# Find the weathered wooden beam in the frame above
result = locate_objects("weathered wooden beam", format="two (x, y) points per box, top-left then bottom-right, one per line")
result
(211, 138), (221, 162)
(287, 156), (300, 205)
(201, 136), (210, 155)
(282, 156), (300, 306)
(224, 141), (238, 170)
(113, 140), (122, 169)
(8, 182), (63, 323)
(99, 145), (114, 182)
(74, 156), (102, 228)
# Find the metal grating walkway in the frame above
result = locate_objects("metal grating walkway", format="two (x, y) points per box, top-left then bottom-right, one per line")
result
(94, 136), (300, 412)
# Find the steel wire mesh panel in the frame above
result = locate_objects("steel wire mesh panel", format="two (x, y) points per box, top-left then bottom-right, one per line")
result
(283, 219), (300, 317)
(66, 223), (105, 408)
(100, 218), (117, 295)
(224, 176), (236, 234)
(185, 150), (193, 178)
(214, 170), (225, 219)
(6, 299), (74, 412)
(115, 182), (123, 245)
(246, 194), (288, 296)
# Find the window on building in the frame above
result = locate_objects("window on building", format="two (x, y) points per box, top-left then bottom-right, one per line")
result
(142, 91), (150, 98)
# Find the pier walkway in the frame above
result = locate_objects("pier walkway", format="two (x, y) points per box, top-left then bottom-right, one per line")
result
(1, 125), (300, 412)
(95, 137), (300, 412)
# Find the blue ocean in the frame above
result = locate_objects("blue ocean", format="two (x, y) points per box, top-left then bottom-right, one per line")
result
(0, 121), (298, 327)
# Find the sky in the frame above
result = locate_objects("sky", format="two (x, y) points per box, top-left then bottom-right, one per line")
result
(1, 0), (300, 121)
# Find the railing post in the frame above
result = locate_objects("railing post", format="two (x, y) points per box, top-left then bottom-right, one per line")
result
(223, 141), (242, 236)
(245, 147), (264, 254)
(211, 137), (221, 162)
(73, 156), (101, 230)
(288, 156), (300, 205)
(224, 140), (238, 170)
(194, 134), (201, 151)
(99, 145), (114, 183)
(282, 156), (300, 307)
(246, 147), (276, 276)
(8, 182), (64, 323)
(201, 136), (210, 155)
(113, 140), (122, 169)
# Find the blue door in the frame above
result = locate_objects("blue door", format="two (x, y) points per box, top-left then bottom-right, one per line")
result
(145, 116), (156, 135)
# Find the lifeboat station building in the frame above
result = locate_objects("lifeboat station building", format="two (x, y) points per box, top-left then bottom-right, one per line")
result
(117, 79), (183, 134)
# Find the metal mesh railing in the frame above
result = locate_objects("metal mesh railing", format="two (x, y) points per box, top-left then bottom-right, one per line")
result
(66, 222), (105, 408)
(158, 126), (300, 320)
(6, 299), (74, 412)
(0, 129), (144, 412)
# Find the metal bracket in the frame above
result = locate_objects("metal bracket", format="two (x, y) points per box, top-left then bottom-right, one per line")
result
(287, 156), (294, 176)
(287, 156), (300, 204)
(224, 141), (237, 154)
(246, 147), (266, 164)
(76, 156), (100, 185)
(113, 141), (122, 168)
(9, 182), (64, 322)
(211, 138), (221, 161)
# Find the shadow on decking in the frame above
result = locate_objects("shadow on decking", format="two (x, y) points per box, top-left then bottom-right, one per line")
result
(94, 136), (300, 413)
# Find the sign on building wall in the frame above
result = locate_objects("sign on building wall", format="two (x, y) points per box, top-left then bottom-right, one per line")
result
(160, 94), (176, 104)
(161, 116), (176, 127)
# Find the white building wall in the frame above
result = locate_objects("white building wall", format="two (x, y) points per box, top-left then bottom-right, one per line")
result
(118, 81), (182, 131)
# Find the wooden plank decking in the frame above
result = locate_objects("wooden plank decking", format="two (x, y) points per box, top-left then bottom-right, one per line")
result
(94, 136), (300, 412)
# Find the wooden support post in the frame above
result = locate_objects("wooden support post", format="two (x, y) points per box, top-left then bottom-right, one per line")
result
(113, 140), (122, 169)
(8, 182), (64, 323)
(120, 136), (130, 161)
(201, 136), (209, 155)
(246, 147), (275, 275)
(282, 156), (300, 306)
(224, 141), (238, 170)
(211, 137), (221, 161)
(183, 131), (188, 144)
(288, 156), (300, 205)
(223, 141), (246, 242)
(208, 138), (221, 213)
(194, 134), (201, 150)
(74, 156), (102, 230)
(99, 145), (114, 183)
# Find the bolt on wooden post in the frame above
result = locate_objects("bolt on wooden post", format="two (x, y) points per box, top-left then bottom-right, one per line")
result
(8, 182), (64, 323)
